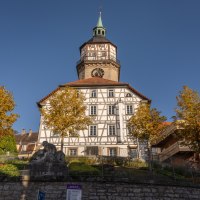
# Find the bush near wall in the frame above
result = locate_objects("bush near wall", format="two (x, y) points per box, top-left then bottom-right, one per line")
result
(0, 134), (17, 154)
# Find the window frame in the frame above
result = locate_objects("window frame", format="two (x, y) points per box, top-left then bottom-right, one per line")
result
(108, 105), (115, 115)
(69, 148), (77, 156)
(86, 146), (99, 156)
(126, 93), (132, 97)
(90, 89), (97, 98)
(109, 148), (117, 156)
(126, 105), (133, 115)
(108, 89), (114, 97)
(89, 125), (97, 136)
(128, 148), (138, 159)
(90, 105), (97, 115)
(108, 124), (116, 136)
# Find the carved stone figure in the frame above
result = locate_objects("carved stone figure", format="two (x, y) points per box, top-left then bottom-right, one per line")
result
(29, 141), (67, 180)
(31, 141), (65, 163)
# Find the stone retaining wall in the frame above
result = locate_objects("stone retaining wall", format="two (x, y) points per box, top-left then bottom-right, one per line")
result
(0, 181), (199, 200)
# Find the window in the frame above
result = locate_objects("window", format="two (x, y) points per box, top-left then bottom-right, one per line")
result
(102, 30), (105, 35)
(88, 52), (96, 57)
(91, 89), (97, 98)
(89, 125), (97, 136)
(126, 93), (132, 97)
(108, 89), (114, 97)
(86, 146), (98, 155)
(109, 148), (117, 156)
(69, 149), (77, 156)
(98, 30), (100, 34)
(108, 105), (115, 115)
(90, 105), (97, 115)
(21, 145), (27, 152)
(102, 52), (106, 57)
(126, 105), (133, 115)
(128, 148), (137, 159)
(108, 125), (116, 136)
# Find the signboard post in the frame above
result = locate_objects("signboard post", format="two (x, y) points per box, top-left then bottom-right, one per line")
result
(66, 184), (82, 200)
(37, 190), (46, 200)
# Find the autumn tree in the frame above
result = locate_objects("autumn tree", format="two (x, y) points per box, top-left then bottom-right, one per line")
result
(128, 103), (167, 145)
(40, 87), (93, 152)
(174, 86), (200, 160)
(127, 102), (166, 166)
(0, 86), (19, 154)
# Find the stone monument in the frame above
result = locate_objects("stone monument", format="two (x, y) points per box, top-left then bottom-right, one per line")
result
(29, 141), (68, 180)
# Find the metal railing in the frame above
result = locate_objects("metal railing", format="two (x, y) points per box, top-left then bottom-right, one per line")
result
(159, 142), (193, 162)
(76, 56), (120, 65)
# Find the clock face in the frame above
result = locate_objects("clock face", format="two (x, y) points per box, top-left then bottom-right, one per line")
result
(91, 68), (104, 78)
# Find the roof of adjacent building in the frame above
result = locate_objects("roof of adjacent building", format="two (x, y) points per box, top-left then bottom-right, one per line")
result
(37, 77), (151, 106)
(15, 131), (38, 145)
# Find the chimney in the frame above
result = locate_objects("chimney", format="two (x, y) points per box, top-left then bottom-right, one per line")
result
(29, 129), (33, 137)
(21, 129), (26, 135)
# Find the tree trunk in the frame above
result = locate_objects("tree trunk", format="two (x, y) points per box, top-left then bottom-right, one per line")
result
(194, 152), (200, 162)
(148, 141), (152, 171)
(61, 135), (64, 152)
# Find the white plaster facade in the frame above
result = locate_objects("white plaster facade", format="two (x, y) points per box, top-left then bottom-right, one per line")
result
(38, 82), (149, 158)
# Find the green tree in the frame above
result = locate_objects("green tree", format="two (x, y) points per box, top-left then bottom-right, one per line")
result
(0, 134), (17, 154)
(40, 87), (93, 152)
(128, 103), (167, 145)
(174, 86), (200, 160)
(127, 103), (166, 167)
(0, 86), (19, 154)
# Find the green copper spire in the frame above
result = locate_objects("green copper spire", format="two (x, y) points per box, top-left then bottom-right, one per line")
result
(93, 12), (106, 37)
(96, 12), (103, 27)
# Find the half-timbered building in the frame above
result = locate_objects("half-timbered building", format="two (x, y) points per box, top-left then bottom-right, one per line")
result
(37, 13), (150, 159)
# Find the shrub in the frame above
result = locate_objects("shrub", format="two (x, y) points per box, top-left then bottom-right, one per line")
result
(0, 154), (18, 163)
(115, 157), (129, 166)
(127, 159), (148, 169)
(66, 156), (98, 165)
(0, 164), (20, 177)
(6, 159), (28, 170)
(0, 134), (17, 154)
(69, 162), (100, 176)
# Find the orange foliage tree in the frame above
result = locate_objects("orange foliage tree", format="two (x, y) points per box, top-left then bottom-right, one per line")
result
(174, 86), (200, 159)
(40, 87), (92, 152)
(0, 86), (19, 153)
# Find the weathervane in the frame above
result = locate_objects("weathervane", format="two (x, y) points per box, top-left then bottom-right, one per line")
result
(99, 0), (103, 15)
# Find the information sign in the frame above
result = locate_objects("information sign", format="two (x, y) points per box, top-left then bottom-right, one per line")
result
(66, 184), (82, 200)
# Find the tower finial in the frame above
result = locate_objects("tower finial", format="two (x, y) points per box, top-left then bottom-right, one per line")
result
(99, 0), (103, 15)
(97, 11), (103, 27)
(93, 11), (106, 37)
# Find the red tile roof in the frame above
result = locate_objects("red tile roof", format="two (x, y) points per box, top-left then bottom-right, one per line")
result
(37, 77), (151, 105)
(63, 77), (126, 86)
(162, 122), (172, 126)
(15, 132), (38, 145)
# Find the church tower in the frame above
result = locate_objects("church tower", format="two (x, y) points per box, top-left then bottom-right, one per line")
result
(76, 12), (120, 81)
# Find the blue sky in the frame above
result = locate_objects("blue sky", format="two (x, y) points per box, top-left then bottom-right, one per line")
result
(0, 0), (200, 133)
